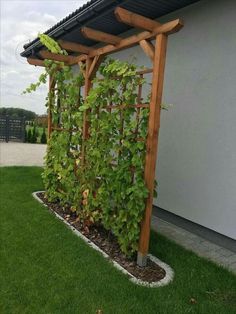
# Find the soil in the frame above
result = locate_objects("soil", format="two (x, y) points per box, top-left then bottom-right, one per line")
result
(37, 192), (166, 283)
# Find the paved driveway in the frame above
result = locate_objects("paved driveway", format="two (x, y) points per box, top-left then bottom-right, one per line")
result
(0, 142), (47, 166)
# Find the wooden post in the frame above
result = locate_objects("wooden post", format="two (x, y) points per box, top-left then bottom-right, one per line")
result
(81, 57), (92, 164)
(84, 56), (92, 137)
(137, 34), (168, 267)
(48, 75), (53, 139)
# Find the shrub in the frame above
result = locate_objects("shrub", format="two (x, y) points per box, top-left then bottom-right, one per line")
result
(40, 128), (47, 144)
(24, 128), (27, 142)
(27, 129), (32, 143)
(31, 126), (37, 143)
(35, 127), (39, 139)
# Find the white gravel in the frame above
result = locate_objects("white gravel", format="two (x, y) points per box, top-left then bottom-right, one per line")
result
(33, 191), (174, 288)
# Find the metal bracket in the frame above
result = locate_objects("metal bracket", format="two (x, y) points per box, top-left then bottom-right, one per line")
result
(137, 252), (148, 267)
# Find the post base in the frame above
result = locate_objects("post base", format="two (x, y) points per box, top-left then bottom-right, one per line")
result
(137, 252), (147, 267)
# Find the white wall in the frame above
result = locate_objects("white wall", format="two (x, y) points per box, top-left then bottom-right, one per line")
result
(111, 0), (236, 239)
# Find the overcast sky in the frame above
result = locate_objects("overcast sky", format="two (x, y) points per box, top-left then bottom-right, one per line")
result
(0, 0), (88, 114)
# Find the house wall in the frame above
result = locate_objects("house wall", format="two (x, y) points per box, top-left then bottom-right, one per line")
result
(110, 0), (236, 239)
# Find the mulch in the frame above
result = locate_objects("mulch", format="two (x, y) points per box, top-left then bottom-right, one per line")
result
(37, 192), (166, 283)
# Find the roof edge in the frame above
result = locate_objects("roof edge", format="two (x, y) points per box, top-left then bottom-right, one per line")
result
(21, 0), (126, 58)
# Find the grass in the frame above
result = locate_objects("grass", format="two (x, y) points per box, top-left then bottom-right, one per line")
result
(0, 167), (236, 314)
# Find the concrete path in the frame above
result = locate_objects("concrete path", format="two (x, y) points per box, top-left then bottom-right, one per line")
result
(0, 142), (46, 166)
(151, 216), (236, 274)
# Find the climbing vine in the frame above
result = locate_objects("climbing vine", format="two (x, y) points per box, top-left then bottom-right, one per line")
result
(79, 59), (150, 254)
(24, 34), (153, 256)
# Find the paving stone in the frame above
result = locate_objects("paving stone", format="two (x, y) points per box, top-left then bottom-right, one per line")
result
(151, 217), (236, 274)
(226, 254), (236, 265)
(205, 250), (223, 259)
(199, 241), (222, 252)
(217, 255), (234, 265)
(228, 262), (236, 273)
(216, 247), (235, 258)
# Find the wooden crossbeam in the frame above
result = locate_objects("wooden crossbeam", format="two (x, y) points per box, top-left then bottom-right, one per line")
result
(39, 50), (76, 64)
(75, 54), (88, 63)
(27, 58), (45, 67)
(51, 127), (77, 132)
(162, 19), (184, 35)
(72, 19), (183, 64)
(81, 27), (122, 45)
(139, 40), (155, 62)
(93, 68), (152, 82)
(48, 75), (56, 139)
(58, 39), (92, 54)
(27, 58), (65, 70)
(137, 68), (153, 75)
(115, 7), (161, 31)
(106, 104), (149, 109)
(81, 57), (92, 165)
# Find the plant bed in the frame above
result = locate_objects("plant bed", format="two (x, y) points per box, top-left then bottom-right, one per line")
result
(33, 191), (174, 288)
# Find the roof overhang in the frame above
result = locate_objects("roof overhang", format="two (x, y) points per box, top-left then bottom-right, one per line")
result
(21, 0), (200, 60)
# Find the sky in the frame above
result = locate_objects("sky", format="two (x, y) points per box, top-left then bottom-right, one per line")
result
(0, 0), (88, 114)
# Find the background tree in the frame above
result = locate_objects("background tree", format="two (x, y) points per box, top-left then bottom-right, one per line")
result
(27, 129), (32, 143)
(40, 128), (47, 144)
(0, 107), (37, 121)
(24, 128), (28, 143)
(31, 126), (37, 143)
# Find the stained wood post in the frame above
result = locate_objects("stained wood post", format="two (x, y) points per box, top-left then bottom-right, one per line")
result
(83, 56), (92, 137)
(137, 34), (168, 267)
(81, 57), (92, 165)
(48, 75), (54, 139)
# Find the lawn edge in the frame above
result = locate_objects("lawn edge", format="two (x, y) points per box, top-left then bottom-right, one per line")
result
(32, 191), (174, 288)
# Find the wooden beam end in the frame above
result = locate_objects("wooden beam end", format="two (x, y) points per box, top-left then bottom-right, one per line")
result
(114, 6), (161, 31)
(81, 26), (121, 45)
(167, 18), (184, 35)
(114, 7), (123, 23)
(27, 58), (45, 67)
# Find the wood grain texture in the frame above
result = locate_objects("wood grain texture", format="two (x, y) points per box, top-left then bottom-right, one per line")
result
(81, 27), (122, 45)
(48, 75), (56, 139)
(39, 50), (76, 64)
(58, 39), (92, 54)
(88, 55), (104, 79)
(115, 7), (161, 31)
(27, 58), (45, 67)
(73, 19), (183, 64)
(138, 34), (168, 258)
(81, 57), (92, 165)
(139, 40), (155, 62)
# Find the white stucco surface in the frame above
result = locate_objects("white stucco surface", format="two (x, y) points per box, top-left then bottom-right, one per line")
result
(111, 0), (236, 239)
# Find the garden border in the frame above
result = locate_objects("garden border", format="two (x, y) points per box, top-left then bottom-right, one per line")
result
(32, 191), (174, 288)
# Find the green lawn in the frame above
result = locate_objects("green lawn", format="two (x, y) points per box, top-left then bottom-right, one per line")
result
(1, 167), (235, 314)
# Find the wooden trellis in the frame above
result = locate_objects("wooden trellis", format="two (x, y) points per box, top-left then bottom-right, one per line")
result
(27, 7), (183, 266)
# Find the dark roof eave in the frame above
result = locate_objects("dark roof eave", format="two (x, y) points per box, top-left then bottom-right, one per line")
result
(21, 0), (201, 58)
(21, 0), (125, 58)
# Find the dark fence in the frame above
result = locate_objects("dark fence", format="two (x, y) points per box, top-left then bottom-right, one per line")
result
(0, 116), (25, 142)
